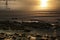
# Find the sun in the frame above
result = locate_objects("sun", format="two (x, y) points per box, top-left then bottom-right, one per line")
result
(40, 0), (48, 9)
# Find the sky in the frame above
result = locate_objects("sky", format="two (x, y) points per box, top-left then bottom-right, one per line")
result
(0, 0), (60, 22)
(0, 0), (60, 11)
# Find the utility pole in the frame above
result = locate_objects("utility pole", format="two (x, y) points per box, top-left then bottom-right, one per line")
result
(6, 0), (8, 8)
(6, 0), (8, 9)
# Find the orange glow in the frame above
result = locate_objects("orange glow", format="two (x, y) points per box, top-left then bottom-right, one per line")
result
(34, 0), (58, 11)
(34, 0), (49, 11)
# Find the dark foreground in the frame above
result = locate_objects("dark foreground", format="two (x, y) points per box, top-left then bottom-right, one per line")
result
(0, 20), (60, 40)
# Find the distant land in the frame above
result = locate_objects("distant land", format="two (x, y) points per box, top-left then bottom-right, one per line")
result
(0, 10), (60, 22)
